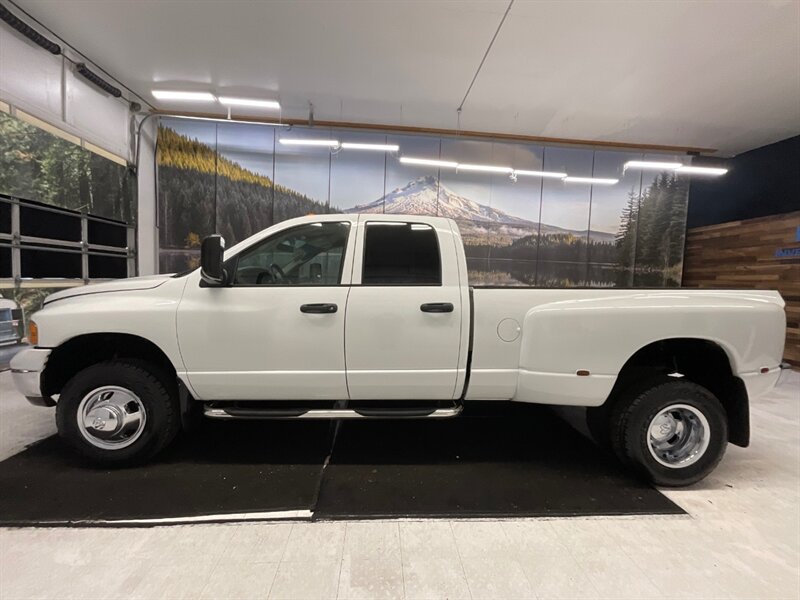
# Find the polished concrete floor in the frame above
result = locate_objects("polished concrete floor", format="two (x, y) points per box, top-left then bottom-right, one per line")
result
(0, 369), (798, 599)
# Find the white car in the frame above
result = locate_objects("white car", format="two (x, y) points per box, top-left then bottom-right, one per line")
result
(10, 214), (786, 485)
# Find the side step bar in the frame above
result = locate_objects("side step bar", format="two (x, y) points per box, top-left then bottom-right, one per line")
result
(204, 403), (463, 420)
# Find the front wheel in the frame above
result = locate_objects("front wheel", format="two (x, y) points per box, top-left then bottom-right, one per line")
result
(612, 380), (728, 486)
(56, 360), (179, 466)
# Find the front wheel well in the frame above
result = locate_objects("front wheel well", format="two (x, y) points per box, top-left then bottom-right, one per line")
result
(605, 338), (749, 447)
(42, 333), (178, 398)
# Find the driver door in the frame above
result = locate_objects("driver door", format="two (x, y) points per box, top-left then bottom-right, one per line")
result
(177, 220), (354, 401)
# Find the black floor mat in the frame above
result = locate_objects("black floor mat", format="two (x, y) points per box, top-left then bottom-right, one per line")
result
(314, 404), (683, 518)
(0, 420), (334, 525)
(0, 405), (682, 525)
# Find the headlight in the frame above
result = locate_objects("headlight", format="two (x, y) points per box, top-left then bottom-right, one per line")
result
(28, 320), (38, 346)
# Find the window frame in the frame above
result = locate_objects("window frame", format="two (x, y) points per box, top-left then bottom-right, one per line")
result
(359, 221), (443, 287)
(226, 221), (352, 288)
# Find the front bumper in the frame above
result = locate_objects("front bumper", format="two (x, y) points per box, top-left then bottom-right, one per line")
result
(9, 348), (54, 407)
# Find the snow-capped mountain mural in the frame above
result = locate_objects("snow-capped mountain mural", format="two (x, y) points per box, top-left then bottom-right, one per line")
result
(345, 175), (616, 245)
(349, 175), (527, 225)
(156, 120), (689, 287)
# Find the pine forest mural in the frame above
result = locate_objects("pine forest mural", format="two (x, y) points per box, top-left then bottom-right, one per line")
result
(157, 118), (689, 286)
(0, 111), (136, 318)
(0, 112), (135, 223)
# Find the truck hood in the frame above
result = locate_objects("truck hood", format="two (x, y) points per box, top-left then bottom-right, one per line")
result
(43, 274), (173, 305)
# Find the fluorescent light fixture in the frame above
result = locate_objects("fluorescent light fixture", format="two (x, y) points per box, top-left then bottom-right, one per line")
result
(167, 114), (290, 127)
(457, 163), (513, 174)
(218, 96), (280, 109)
(513, 169), (567, 179)
(340, 142), (399, 152)
(399, 157), (458, 168)
(675, 165), (728, 176)
(279, 138), (339, 147)
(563, 176), (619, 185)
(624, 160), (683, 170)
(152, 90), (215, 101)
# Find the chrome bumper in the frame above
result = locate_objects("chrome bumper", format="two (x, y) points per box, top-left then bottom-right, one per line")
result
(9, 348), (54, 407)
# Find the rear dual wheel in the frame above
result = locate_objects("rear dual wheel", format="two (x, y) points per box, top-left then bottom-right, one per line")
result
(593, 379), (727, 487)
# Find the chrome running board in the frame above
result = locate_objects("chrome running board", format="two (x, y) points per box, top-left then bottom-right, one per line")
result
(203, 403), (463, 420)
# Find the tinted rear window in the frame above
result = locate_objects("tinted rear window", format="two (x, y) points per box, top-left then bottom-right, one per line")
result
(362, 222), (441, 285)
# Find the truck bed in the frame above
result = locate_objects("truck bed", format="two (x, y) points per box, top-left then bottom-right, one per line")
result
(466, 288), (785, 405)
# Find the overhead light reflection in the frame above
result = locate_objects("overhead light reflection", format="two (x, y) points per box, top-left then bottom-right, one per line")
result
(513, 169), (567, 179)
(399, 157), (458, 168)
(340, 142), (399, 152)
(676, 166), (728, 176)
(624, 160), (683, 170)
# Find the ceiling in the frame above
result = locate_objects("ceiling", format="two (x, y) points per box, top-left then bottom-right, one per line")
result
(12, 0), (800, 156)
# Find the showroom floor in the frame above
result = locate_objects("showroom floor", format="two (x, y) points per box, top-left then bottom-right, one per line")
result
(0, 369), (798, 600)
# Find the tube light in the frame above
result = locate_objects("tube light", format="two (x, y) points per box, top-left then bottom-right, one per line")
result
(457, 163), (513, 174)
(218, 97), (280, 109)
(513, 169), (567, 179)
(399, 157), (458, 168)
(675, 165), (728, 176)
(279, 138), (339, 147)
(166, 114), (290, 127)
(563, 176), (619, 185)
(624, 160), (683, 170)
(152, 90), (215, 101)
(340, 142), (399, 152)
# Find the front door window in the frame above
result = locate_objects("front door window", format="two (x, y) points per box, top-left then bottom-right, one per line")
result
(233, 222), (350, 286)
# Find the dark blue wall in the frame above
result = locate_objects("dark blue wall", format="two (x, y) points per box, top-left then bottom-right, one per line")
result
(687, 135), (800, 228)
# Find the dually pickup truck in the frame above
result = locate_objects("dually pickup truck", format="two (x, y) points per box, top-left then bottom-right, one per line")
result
(11, 214), (786, 485)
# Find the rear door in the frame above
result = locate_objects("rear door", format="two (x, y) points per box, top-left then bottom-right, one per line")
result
(344, 218), (465, 400)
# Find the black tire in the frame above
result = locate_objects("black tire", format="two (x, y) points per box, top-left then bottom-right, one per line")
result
(56, 360), (179, 466)
(606, 375), (673, 465)
(613, 380), (727, 487)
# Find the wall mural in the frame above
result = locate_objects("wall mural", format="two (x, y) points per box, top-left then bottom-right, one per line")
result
(0, 111), (136, 322)
(157, 118), (689, 287)
(0, 112), (135, 223)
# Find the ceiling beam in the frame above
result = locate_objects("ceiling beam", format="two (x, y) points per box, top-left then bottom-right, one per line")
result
(154, 110), (717, 155)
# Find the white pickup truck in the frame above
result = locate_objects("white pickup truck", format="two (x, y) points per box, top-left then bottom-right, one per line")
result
(11, 214), (786, 485)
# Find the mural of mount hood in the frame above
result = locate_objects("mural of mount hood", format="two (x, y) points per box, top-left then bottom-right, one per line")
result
(346, 175), (616, 246)
(156, 119), (688, 287)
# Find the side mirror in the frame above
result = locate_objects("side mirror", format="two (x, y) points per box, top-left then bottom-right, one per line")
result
(200, 234), (227, 286)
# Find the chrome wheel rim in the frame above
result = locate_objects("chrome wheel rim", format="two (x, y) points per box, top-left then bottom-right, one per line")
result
(77, 386), (147, 450)
(647, 403), (710, 469)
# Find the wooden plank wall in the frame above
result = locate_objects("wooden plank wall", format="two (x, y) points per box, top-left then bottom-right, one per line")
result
(683, 211), (800, 367)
